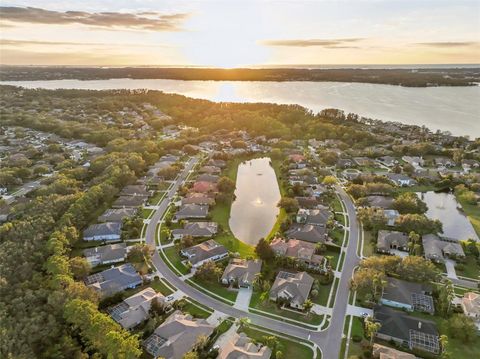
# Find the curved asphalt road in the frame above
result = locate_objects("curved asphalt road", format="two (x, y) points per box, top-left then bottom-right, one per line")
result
(145, 159), (360, 359)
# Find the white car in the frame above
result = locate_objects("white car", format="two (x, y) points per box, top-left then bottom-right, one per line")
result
(166, 295), (175, 302)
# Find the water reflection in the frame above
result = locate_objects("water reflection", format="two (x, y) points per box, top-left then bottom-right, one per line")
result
(229, 157), (281, 245)
(419, 191), (479, 241)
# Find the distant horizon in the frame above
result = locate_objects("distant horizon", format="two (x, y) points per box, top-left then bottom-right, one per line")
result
(1, 63), (480, 69)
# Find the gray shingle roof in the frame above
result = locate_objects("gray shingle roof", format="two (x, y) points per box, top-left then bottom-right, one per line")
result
(98, 208), (137, 223)
(374, 306), (439, 354)
(270, 271), (314, 306)
(84, 263), (142, 296)
(143, 310), (214, 359)
(83, 222), (122, 239)
(83, 243), (127, 264)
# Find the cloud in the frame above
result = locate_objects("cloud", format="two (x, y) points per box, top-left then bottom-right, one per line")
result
(260, 38), (364, 48)
(0, 39), (171, 48)
(0, 6), (189, 31)
(415, 41), (479, 48)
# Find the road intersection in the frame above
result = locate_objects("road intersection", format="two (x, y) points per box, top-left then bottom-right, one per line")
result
(144, 157), (362, 359)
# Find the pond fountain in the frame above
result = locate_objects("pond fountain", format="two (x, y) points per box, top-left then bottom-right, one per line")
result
(229, 157), (281, 245)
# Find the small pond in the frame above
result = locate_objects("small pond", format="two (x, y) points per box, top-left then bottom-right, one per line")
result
(418, 191), (479, 241)
(229, 157), (281, 245)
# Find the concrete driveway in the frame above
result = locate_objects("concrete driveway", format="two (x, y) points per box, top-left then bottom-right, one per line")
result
(445, 259), (458, 280)
(234, 287), (253, 311)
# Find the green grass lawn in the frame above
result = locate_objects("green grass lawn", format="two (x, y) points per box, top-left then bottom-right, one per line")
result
(334, 212), (346, 226)
(162, 247), (189, 275)
(189, 277), (238, 302)
(457, 194), (480, 238)
(150, 278), (174, 295)
(249, 291), (323, 325)
(311, 279), (333, 306)
(396, 184), (437, 194)
(141, 208), (154, 219)
(347, 316), (366, 357)
(266, 208), (287, 240)
(456, 255), (480, 280)
(324, 246), (341, 269)
(329, 227), (345, 245)
(362, 230), (376, 257)
(148, 191), (166, 205)
(332, 197), (343, 212)
(181, 299), (212, 319)
(241, 326), (314, 359)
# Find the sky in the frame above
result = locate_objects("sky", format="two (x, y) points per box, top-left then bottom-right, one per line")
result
(0, 0), (479, 67)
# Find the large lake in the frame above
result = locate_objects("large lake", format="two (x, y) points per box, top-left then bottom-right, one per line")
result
(1, 78), (479, 137)
(418, 191), (479, 241)
(229, 157), (281, 245)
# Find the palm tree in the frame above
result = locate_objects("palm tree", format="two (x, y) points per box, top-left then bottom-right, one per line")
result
(237, 317), (251, 331)
(303, 299), (314, 316)
(365, 318), (381, 345)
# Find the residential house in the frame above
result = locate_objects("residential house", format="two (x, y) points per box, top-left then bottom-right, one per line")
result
(269, 271), (314, 309)
(372, 344), (415, 359)
(434, 157), (455, 168)
(295, 196), (321, 209)
(336, 158), (354, 169)
(181, 194), (216, 206)
(461, 292), (480, 323)
(98, 208), (137, 223)
(296, 207), (331, 227)
(422, 234), (465, 263)
(366, 195), (394, 209)
(84, 263), (142, 297)
(83, 243), (127, 267)
(217, 332), (272, 359)
(196, 174), (219, 183)
(354, 157), (374, 167)
(381, 278), (435, 314)
(220, 259), (262, 288)
(286, 224), (327, 244)
(83, 222), (122, 242)
(171, 222), (218, 240)
(270, 237), (325, 270)
(174, 204), (209, 221)
(385, 173), (417, 187)
(192, 181), (218, 193)
(376, 230), (409, 254)
(143, 310), (215, 359)
(374, 306), (439, 354)
(207, 159), (226, 168)
(181, 239), (228, 268)
(462, 159), (480, 172)
(377, 156), (398, 167)
(120, 184), (151, 197)
(108, 287), (165, 329)
(402, 156), (424, 169)
(112, 195), (147, 208)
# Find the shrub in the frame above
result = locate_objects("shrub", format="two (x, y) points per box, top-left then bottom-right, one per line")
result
(352, 334), (362, 342)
